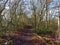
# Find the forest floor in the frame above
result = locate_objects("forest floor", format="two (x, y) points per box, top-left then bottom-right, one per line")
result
(0, 26), (60, 45)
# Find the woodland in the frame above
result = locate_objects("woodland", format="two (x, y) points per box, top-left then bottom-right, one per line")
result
(0, 0), (60, 45)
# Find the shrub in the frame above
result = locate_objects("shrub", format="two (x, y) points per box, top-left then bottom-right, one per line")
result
(56, 38), (60, 44)
(33, 27), (53, 35)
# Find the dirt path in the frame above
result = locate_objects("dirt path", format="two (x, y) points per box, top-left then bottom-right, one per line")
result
(9, 26), (46, 45)
(0, 25), (59, 45)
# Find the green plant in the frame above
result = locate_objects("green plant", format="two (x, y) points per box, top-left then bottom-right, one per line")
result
(56, 38), (60, 44)
(33, 26), (53, 35)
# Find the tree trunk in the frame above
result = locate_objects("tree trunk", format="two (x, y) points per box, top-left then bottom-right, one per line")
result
(58, 16), (60, 38)
(58, 0), (60, 39)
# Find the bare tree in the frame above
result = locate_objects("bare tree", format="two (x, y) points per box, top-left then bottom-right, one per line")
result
(0, 0), (8, 14)
(0, 0), (8, 28)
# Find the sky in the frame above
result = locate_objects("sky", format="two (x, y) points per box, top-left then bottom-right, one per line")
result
(49, 0), (58, 9)
(5, 0), (58, 10)
(49, 0), (58, 16)
(0, 0), (58, 18)
(0, 0), (58, 10)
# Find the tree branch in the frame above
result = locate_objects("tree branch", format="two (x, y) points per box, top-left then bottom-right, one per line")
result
(0, 0), (8, 14)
